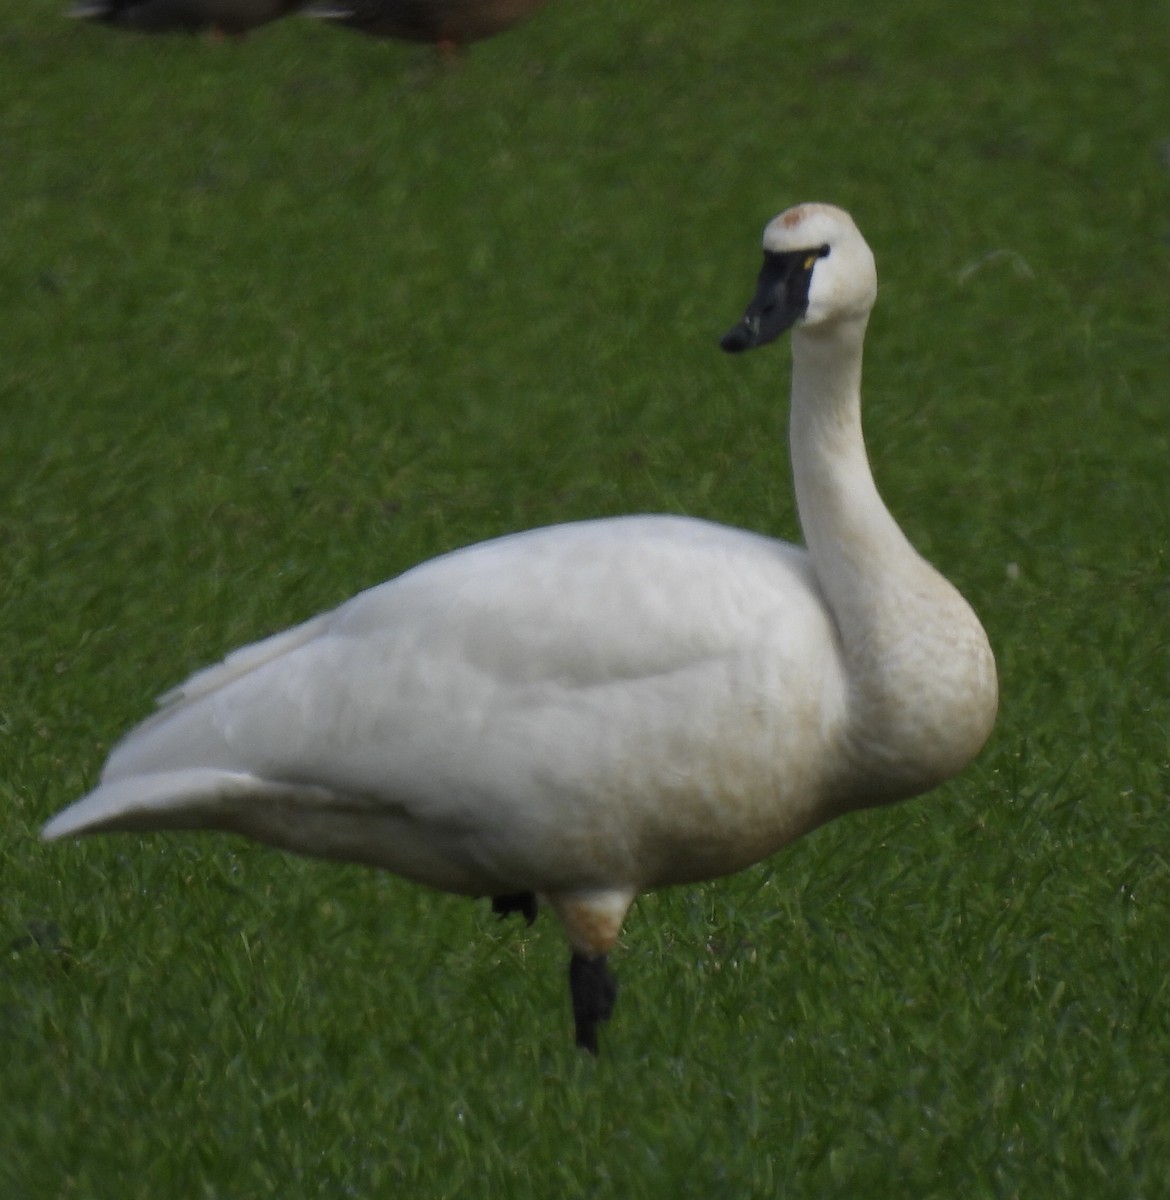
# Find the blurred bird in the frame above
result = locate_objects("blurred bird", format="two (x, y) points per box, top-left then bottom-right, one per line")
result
(302, 0), (552, 55)
(68, 0), (304, 36)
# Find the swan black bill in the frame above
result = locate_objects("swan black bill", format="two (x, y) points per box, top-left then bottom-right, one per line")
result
(721, 245), (830, 353)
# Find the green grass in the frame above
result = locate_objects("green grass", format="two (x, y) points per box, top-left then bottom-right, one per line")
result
(1, 0), (1166, 1196)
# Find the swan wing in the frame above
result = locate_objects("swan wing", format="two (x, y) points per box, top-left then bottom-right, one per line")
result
(45, 515), (843, 889)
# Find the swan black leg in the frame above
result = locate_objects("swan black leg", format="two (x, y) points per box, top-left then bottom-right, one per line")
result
(491, 892), (539, 926)
(569, 952), (618, 1055)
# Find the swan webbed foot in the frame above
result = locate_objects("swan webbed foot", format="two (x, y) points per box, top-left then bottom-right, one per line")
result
(491, 891), (539, 926)
(569, 952), (617, 1055)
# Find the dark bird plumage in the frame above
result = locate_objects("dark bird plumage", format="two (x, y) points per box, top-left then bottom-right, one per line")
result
(302, 0), (552, 50)
(68, 0), (303, 36)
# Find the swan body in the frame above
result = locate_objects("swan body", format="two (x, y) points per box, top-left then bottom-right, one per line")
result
(43, 204), (998, 1052)
(67, 0), (303, 35)
(300, 0), (552, 50)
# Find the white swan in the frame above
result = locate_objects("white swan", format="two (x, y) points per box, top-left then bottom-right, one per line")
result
(42, 203), (998, 1053)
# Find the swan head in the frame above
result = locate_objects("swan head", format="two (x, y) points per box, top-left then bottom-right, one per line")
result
(721, 203), (877, 353)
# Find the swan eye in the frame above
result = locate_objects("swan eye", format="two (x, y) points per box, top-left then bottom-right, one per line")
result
(803, 245), (831, 271)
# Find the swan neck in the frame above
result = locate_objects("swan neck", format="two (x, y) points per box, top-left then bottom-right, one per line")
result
(786, 319), (909, 575)
(784, 318), (998, 804)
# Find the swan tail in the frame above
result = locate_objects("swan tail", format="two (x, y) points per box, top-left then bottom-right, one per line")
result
(40, 769), (303, 841)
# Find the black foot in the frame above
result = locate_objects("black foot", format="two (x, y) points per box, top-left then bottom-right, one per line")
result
(569, 952), (618, 1055)
(491, 892), (538, 926)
